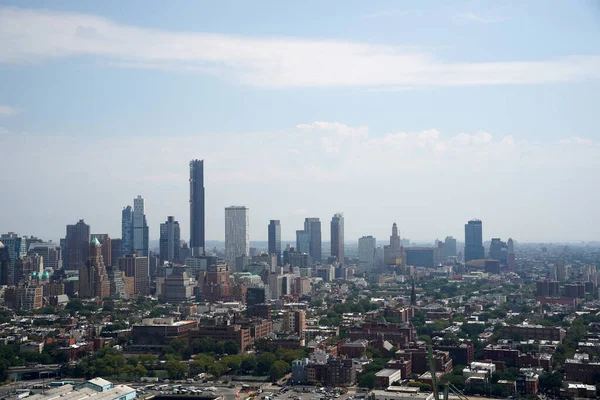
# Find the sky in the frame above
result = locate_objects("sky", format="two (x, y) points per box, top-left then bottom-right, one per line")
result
(1, 0), (600, 245)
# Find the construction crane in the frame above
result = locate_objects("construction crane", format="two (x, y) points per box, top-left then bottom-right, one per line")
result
(428, 345), (469, 400)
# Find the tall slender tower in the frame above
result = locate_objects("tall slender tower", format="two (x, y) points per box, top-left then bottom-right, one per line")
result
(132, 195), (149, 257)
(304, 218), (322, 264)
(79, 238), (110, 299)
(507, 238), (516, 272)
(121, 206), (133, 256)
(190, 159), (205, 256)
(225, 206), (249, 268)
(330, 213), (344, 265)
(268, 220), (282, 266)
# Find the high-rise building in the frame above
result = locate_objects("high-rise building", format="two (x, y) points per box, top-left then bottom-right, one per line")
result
(202, 264), (232, 302)
(358, 236), (376, 272)
(91, 234), (112, 267)
(268, 220), (282, 266)
(160, 216), (181, 264)
(78, 238), (110, 300)
(507, 238), (516, 272)
(330, 213), (344, 265)
(190, 159), (205, 256)
(0, 233), (27, 284)
(384, 223), (404, 265)
(444, 236), (457, 260)
(163, 268), (194, 303)
(296, 230), (311, 255)
(224, 206), (249, 268)
(4, 286), (43, 311)
(489, 238), (508, 265)
(133, 195), (149, 257)
(28, 242), (62, 270)
(283, 309), (306, 337)
(14, 253), (43, 285)
(464, 219), (484, 262)
(304, 218), (322, 264)
(65, 220), (90, 270)
(121, 205), (133, 256)
(0, 242), (10, 286)
(118, 254), (150, 296)
(110, 238), (122, 268)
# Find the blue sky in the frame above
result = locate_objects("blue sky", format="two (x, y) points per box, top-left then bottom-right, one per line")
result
(1, 0), (599, 244)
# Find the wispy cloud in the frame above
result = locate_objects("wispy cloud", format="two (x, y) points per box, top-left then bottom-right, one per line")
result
(454, 11), (507, 24)
(0, 7), (599, 88)
(0, 105), (19, 116)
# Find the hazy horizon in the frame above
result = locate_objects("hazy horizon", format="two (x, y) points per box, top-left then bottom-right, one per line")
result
(1, 1), (599, 243)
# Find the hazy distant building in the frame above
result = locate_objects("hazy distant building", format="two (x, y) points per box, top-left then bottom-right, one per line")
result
(4, 286), (43, 311)
(79, 238), (110, 299)
(507, 238), (516, 272)
(160, 216), (181, 264)
(358, 236), (376, 272)
(133, 195), (149, 257)
(304, 218), (322, 264)
(384, 223), (404, 265)
(464, 219), (484, 262)
(296, 230), (311, 255)
(65, 220), (90, 270)
(91, 234), (112, 267)
(121, 205), (133, 256)
(190, 159), (206, 256)
(14, 253), (43, 285)
(268, 220), (282, 266)
(330, 213), (344, 265)
(405, 247), (435, 268)
(163, 268), (194, 303)
(225, 206), (249, 268)
(202, 264), (232, 302)
(489, 238), (508, 265)
(118, 254), (150, 296)
(444, 236), (457, 259)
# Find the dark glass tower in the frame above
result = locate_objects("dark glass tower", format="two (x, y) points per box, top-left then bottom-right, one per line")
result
(464, 219), (484, 261)
(268, 220), (281, 266)
(190, 159), (205, 256)
(330, 213), (344, 265)
(304, 218), (322, 264)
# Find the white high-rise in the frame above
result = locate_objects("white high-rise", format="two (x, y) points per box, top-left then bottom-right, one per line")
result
(132, 195), (149, 256)
(358, 236), (376, 272)
(225, 206), (249, 268)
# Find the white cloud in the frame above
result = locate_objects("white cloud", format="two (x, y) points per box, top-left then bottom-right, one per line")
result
(1, 122), (598, 242)
(1, 7), (599, 88)
(0, 105), (19, 116)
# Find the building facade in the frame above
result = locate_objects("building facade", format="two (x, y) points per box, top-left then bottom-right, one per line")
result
(118, 254), (149, 296)
(91, 234), (112, 267)
(268, 220), (281, 266)
(159, 216), (181, 264)
(225, 206), (249, 268)
(384, 223), (404, 265)
(79, 238), (111, 300)
(132, 195), (149, 257)
(65, 220), (90, 270)
(189, 159), (205, 256)
(464, 219), (484, 262)
(330, 213), (344, 265)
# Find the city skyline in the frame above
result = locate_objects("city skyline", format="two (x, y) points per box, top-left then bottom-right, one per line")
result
(1, 1), (599, 243)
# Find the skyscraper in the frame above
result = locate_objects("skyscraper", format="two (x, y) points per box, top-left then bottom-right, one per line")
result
(121, 205), (133, 256)
(0, 233), (27, 284)
(296, 230), (311, 255)
(190, 159), (205, 256)
(444, 236), (457, 260)
(0, 242), (11, 286)
(358, 236), (376, 272)
(91, 234), (112, 267)
(65, 220), (90, 270)
(304, 218), (322, 264)
(160, 216), (181, 264)
(507, 238), (516, 272)
(330, 213), (344, 265)
(464, 219), (484, 262)
(79, 238), (110, 299)
(132, 195), (149, 257)
(384, 223), (404, 265)
(489, 238), (508, 264)
(268, 220), (281, 266)
(225, 206), (249, 268)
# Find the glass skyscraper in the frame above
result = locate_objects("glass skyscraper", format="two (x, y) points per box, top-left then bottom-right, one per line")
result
(464, 219), (485, 261)
(268, 220), (281, 266)
(189, 159), (205, 256)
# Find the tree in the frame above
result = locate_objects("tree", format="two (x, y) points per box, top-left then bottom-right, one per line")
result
(358, 372), (376, 389)
(166, 361), (187, 380)
(223, 340), (240, 355)
(256, 353), (277, 375)
(269, 360), (289, 381)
